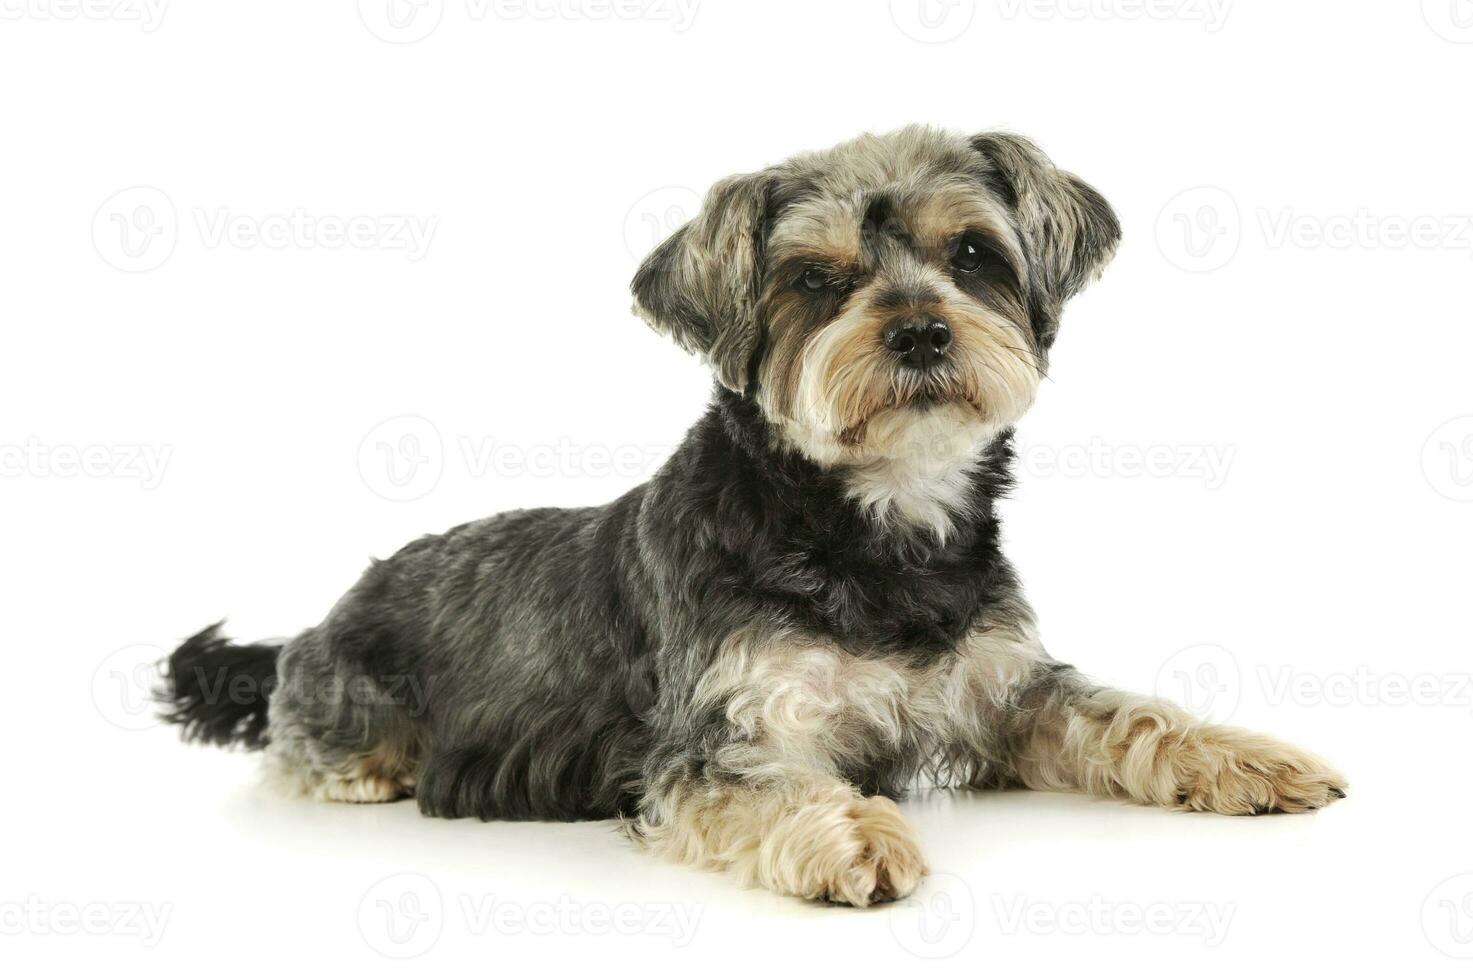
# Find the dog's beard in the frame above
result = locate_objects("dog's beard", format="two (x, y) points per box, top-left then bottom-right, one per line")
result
(778, 297), (1040, 465)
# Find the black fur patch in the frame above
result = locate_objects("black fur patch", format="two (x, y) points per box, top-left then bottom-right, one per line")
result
(156, 623), (280, 749)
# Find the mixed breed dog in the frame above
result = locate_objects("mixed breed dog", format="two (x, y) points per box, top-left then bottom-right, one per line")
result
(158, 126), (1345, 907)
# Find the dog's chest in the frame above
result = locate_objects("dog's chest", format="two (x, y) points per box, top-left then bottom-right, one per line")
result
(748, 505), (1006, 656)
(767, 536), (1003, 655)
(698, 624), (1045, 771)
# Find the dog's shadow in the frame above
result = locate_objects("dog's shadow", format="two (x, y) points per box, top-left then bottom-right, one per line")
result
(902, 783), (1324, 842)
(218, 779), (1324, 913)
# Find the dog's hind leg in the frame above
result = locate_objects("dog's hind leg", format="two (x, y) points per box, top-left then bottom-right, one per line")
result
(264, 737), (417, 804)
(262, 628), (421, 803)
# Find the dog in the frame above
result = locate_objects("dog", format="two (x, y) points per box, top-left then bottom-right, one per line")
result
(157, 125), (1345, 907)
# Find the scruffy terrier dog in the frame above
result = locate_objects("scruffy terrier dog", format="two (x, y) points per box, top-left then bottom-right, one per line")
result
(159, 126), (1345, 906)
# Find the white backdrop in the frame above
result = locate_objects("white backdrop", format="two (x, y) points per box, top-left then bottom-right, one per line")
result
(4, 1), (1472, 976)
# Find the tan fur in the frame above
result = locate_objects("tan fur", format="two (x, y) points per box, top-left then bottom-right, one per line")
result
(635, 614), (1345, 902)
(766, 198), (864, 272)
(753, 172), (1043, 539)
(635, 774), (927, 907)
(264, 742), (416, 804)
(757, 268), (1040, 470)
(1009, 685), (1348, 814)
(632, 619), (1047, 904)
(695, 619), (1048, 774)
(908, 181), (1026, 265)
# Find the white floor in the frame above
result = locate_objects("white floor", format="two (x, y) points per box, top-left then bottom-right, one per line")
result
(6, 4), (1473, 977)
(8, 698), (1470, 978)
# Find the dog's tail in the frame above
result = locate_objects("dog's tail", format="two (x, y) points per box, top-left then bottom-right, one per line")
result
(156, 623), (281, 750)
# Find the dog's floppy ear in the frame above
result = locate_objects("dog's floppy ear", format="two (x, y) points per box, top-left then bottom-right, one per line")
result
(631, 171), (772, 393)
(970, 133), (1120, 318)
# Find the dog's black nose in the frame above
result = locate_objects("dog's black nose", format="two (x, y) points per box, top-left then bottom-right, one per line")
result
(883, 316), (951, 369)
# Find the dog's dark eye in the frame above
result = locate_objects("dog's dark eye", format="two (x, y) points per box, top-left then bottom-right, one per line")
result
(954, 232), (1001, 271)
(798, 266), (828, 293)
(951, 235), (986, 273)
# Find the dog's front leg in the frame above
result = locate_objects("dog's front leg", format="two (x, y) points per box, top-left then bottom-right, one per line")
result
(998, 663), (1348, 814)
(633, 752), (927, 906)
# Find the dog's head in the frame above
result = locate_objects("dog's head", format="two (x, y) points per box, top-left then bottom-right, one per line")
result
(632, 126), (1119, 465)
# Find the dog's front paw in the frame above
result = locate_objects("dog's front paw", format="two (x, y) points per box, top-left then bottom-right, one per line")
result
(1173, 728), (1347, 815)
(769, 795), (928, 907)
(832, 796), (929, 906)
